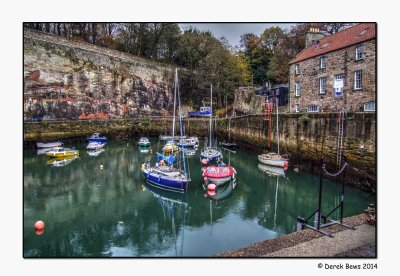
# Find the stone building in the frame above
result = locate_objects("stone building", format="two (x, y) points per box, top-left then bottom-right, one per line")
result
(289, 23), (376, 113)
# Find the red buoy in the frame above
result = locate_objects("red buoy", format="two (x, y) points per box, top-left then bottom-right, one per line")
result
(204, 177), (209, 182)
(207, 183), (216, 191)
(35, 229), (45, 236)
(202, 159), (208, 165)
(207, 190), (216, 196)
(34, 221), (45, 230)
(284, 160), (289, 166)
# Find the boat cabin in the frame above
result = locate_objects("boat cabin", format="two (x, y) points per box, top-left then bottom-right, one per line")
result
(200, 106), (211, 112)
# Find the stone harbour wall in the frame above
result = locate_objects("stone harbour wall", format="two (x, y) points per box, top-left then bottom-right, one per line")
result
(24, 111), (376, 192)
(216, 112), (376, 192)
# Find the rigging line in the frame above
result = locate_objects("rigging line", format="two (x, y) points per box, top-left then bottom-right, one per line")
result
(176, 68), (187, 177)
(172, 69), (177, 141)
(274, 176), (279, 230)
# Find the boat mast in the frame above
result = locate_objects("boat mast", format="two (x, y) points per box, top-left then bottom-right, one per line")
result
(228, 117), (231, 142)
(209, 84), (213, 148)
(172, 69), (177, 141)
(276, 96), (279, 155)
(176, 68), (187, 177)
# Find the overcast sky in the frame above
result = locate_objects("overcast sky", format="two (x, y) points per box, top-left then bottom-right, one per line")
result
(179, 23), (293, 47)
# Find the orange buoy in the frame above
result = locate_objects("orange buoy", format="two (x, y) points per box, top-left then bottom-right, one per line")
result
(34, 221), (45, 230)
(207, 183), (216, 191)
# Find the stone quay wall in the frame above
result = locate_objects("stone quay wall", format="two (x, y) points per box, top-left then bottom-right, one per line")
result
(24, 111), (376, 192)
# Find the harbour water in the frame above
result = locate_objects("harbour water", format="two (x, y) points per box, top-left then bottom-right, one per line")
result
(23, 137), (374, 257)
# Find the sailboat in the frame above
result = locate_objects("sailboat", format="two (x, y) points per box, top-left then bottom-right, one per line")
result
(162, 110), (180, 154)
(258, 97), (289, 167)
(141, 69), (191, 193)
(258, 163), (287, 177)
(200, 84), (223, 164)
(202, 147), (237, 186)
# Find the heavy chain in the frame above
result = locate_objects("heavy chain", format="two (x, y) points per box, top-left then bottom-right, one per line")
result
(322, 162), (348, 177)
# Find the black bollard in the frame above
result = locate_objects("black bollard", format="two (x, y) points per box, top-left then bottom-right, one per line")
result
(297, 216), (305, 231)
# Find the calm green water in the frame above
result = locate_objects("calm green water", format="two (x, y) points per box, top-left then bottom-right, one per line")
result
(24, 138), (374, 257)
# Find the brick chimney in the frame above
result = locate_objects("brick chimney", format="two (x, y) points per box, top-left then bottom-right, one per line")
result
(305, 27), (325, 48)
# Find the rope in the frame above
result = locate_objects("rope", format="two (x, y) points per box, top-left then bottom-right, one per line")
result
(322, 162), (348, 177)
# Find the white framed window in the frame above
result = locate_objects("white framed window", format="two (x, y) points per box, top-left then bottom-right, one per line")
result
(364, 102), (375, 112)
(295, 81), (301, 96)
(334, 73), (345, 97)
(295, 104), (300, 113)
(319, 77), (326, 94)
(307, 104), (320, 112)
(355, 45), (363, 60)
(320, 57), (326, 69)
(295, 64), (300, 75)
(354, 70), (362, 90)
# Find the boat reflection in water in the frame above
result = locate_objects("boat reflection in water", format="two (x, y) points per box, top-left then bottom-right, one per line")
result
(182, 148), (196, 157)
(138, 145), (151, 153)
(257, 163), (290, 230)
(204, 178), (237, 201)
(143, 183), (189, 256)
(87, 148), (105, 157)
(257, 163), (288, 177)
(46, 155), (79, 167)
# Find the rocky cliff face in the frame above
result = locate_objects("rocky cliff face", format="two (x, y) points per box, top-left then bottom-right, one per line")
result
(24, 29), (179, 119)
(232, 87), (265, 116)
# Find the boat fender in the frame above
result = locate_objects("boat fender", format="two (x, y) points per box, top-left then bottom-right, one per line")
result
(34, 221), (45, 230)
(100, 164), (103, 169)
(207, 183), (216, 191)
(141, 164), (144, 171)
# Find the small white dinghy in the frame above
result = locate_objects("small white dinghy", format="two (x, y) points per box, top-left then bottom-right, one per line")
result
(37, 141), (63, 148)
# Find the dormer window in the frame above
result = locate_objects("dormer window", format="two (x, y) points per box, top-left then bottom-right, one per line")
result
(357, 28), (369, 37)
(320, 42), (330, 49)
(295, 64), (300, 75)
(355, 45), (364, 60)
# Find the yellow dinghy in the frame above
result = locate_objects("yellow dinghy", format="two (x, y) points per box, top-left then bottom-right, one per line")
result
(162, 142), (180, 154)
(46, 147), (79, 158)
